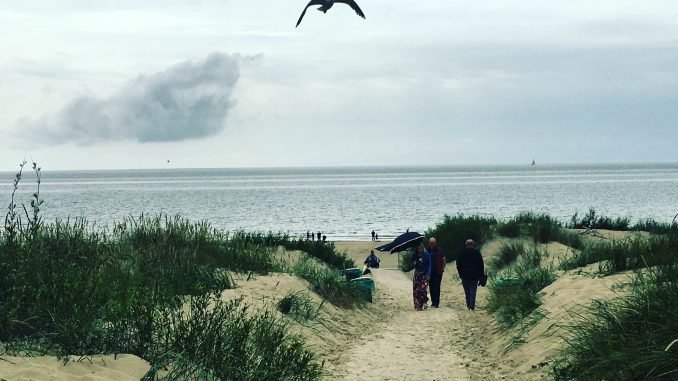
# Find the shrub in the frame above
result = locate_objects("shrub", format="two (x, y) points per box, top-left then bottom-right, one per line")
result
(398, 249), (414, 272)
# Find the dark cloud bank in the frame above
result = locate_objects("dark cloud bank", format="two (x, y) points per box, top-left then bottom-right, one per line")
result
(17, 52), (241, 145)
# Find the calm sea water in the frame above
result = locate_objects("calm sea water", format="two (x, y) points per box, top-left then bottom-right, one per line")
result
(3, 163), (677, 241)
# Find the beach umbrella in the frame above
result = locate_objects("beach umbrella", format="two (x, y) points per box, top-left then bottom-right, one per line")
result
(375, 231), (424, 253)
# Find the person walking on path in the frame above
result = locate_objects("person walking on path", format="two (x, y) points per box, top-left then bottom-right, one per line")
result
(427, 237), (446, 308)
(456, 239), (485, 311)
(412, 245), (431, 310)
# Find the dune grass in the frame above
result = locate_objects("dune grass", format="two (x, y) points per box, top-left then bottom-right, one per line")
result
(229, 231), (354, 270)
(560, 234), (678, 275)
(496, 219), (523, 238)
(553, 264), (678, 380)
(514, 211), (564, 244)
(277, 290), (324, 322)
(485, 246), (557, 329)
(491, 241), (526, 270)
(426, 214), (497, 262)
(145, 294), (322, 381)
(569, 207), (631, 231)
(290, 256), (368, 308)
(0, 161), (371, 379)
(569, 207), (678, 235)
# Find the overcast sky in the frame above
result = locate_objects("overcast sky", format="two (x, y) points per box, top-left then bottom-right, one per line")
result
(1, 0), (677, 170)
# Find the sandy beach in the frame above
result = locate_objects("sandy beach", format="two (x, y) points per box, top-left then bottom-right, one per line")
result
(0, 234), (639, 380)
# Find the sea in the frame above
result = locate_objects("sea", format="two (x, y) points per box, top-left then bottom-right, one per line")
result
(2, 163), (677, 241)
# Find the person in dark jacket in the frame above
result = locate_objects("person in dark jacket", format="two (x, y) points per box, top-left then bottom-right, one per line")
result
(364, 250), (381, 268)
(427, 237), (446, 308)
(456, 239), (485, 311)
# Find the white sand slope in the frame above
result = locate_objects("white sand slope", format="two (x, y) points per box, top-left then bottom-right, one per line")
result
(326, 267), (472, 381)
(0, 354), (149, 380)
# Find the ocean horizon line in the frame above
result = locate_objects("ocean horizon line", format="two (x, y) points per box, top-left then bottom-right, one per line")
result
(2, 160), (678, 174)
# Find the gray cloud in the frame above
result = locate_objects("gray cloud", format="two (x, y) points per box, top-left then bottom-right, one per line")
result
(16, 52), (242, 144)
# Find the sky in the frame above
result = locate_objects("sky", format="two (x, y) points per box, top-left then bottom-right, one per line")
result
(1, 0), (677, 170)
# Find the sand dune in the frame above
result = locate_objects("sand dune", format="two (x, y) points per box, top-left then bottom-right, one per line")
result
(1, 233), (637, 380)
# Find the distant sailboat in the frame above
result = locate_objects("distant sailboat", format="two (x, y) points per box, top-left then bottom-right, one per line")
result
(531, 159), (536, 166)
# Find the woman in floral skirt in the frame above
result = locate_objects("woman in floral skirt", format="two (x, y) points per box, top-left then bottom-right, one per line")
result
(412, 245), (431, 310)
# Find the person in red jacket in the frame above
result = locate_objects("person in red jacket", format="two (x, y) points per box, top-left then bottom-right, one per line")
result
(426, 237), (446, 308)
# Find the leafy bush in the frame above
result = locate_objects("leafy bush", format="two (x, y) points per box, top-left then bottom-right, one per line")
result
(398, 249), (414, 272)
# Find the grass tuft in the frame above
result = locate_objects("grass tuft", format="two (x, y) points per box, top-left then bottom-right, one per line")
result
(554, 264), (678, 380)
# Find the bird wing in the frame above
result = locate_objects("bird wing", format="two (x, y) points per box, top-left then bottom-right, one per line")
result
(296, 0), (324, 27)
(336, 0), (366, 18)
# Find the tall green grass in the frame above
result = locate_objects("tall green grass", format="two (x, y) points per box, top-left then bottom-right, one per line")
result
(515, 212), (563, 244)
(485, 246), (557, 329)
(277, 291), (324, 322)
(426, 214), (497, 262)
(561, 234), (678, 275)
(229, 231), (354, 270)
(569, 207), (678, 234)
(0, 161), (341, 379)
(633, 218), (678, 235)
(496, 219), (523, 238)
(491, 241), (526, 270)
(554, 264), (678, 380)
(569, 208), (631, 231)
(290, 256), (367, 308)
(148, 294), (322, 381)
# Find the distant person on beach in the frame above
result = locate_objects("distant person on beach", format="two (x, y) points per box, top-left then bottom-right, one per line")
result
(427, 237), (446, 308)
(322, 235), (327, 242)
(412, 245), (431, 311)
(317, 231), (321, 241)
(375, 233), (379, 241)
(364, 250), (381, 268)
(307, 231), (311, 240)
(456, 239), (485, 311)
(371, 230), (376, 241)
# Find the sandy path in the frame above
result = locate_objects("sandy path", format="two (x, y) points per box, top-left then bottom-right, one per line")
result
(327, 267), (472, 381)
(328, 241), (508, 381)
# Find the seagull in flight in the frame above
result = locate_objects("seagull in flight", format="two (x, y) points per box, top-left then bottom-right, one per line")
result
(296, 0), (366, 28)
